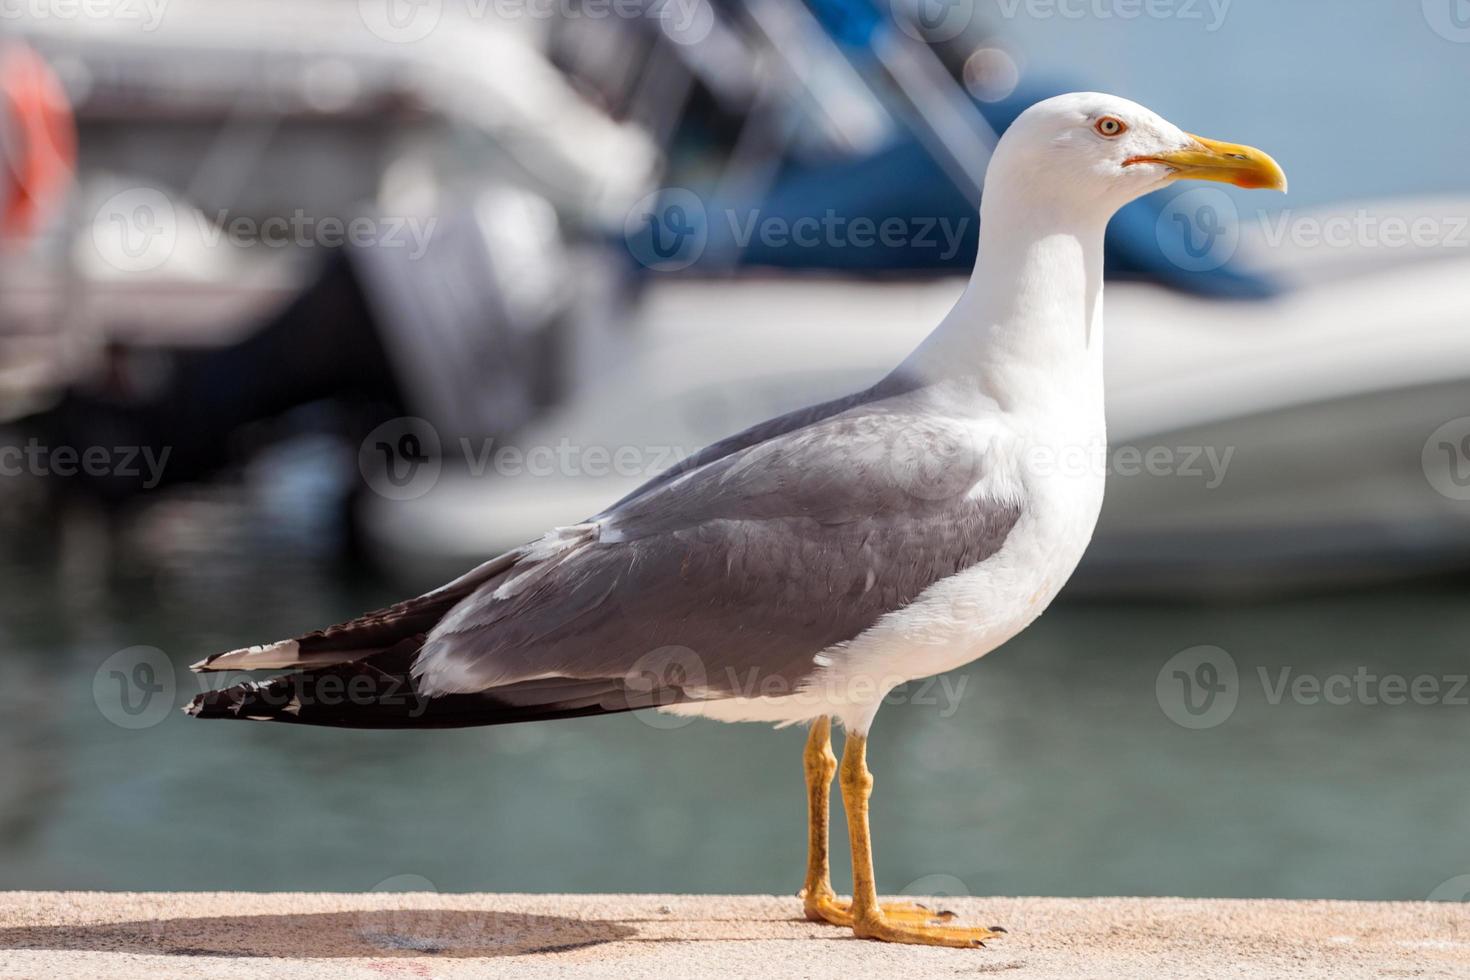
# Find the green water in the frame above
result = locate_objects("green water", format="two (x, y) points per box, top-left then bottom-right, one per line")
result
(2, 505), (1469, 902)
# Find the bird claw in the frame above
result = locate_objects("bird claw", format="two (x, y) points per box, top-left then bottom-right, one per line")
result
(852, 914), (1005, 948)
(804, 893), (965, 928)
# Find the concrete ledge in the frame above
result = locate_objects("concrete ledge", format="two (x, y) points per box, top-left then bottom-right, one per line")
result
(0, 892), (1465, 979)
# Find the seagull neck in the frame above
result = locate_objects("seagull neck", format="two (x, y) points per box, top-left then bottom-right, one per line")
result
(898, 194), (1109, 414)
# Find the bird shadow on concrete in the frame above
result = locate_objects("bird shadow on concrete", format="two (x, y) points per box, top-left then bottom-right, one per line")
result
(0, 909), (637, 958)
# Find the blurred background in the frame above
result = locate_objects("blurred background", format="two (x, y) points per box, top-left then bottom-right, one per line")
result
(1, 0), (1469, 903)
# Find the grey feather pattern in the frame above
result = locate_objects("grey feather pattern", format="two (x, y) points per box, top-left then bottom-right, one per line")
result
(414, 379), (1023, 706)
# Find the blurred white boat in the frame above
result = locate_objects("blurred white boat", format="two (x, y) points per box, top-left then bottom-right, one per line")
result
(359, 197), (1470, 596)
(0, 0), (657, 420)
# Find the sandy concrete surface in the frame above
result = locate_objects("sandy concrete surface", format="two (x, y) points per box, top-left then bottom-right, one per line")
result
(0, 892), (1465, 979)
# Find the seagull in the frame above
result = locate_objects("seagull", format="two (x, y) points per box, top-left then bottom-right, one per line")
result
(188, 93), (1285, 948)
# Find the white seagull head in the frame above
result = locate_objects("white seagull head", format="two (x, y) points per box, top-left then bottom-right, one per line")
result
(987, 92), (1287, 217)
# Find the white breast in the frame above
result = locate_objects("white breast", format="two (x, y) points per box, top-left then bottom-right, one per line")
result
(664, 413), (1107, 734)
(827, 420), (1103, 687)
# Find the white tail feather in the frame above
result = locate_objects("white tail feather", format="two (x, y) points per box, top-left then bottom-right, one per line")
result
(190, 640), (301, 673)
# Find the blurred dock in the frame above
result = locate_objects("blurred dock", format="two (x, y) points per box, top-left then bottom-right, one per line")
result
(0, 892), (1465, 978)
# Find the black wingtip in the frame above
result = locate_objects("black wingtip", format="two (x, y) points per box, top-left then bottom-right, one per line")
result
(185, 684), (269, 721)
(186, 641), (654, 730)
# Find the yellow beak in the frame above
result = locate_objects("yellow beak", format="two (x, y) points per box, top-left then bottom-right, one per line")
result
(1129, 134), (1288, 192)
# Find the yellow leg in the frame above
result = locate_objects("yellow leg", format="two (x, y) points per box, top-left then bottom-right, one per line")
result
(838, 731), (1004, 948)
(800, 718), (957, 927)
(800, 717), (840, 919)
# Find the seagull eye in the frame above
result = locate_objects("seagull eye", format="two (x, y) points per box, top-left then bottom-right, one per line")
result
(1094, 116), (1127, 138)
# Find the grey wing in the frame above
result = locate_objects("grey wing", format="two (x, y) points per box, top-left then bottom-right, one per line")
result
(412, 397), (1021, 710)
(598, 369), (925, 515)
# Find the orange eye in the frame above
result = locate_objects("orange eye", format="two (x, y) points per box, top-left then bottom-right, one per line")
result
(1095, 116), (1127, 137)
